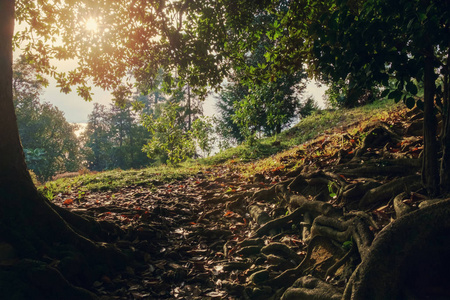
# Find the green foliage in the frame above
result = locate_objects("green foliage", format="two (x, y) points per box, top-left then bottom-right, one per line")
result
(342, 239), (353, 251)
(328, 182), (338, 199)
(142, 102), (195, 165)
(215, 84), (247, 148)
(325, 81), (380, 108)
(191, 117), (216, 157)
(216, 73), (315, 145)
(82, 102), (151, 171)
(13, 57), (81, 181)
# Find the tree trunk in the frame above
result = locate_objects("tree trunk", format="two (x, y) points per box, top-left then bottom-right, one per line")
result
(343, 199), (450, 300)
(422, 52), (439, 197)
(0, 0), (34, 192)
(440, 49), (450, 194)
(187, 84), (191, 131)
(0, 3), (125, 298)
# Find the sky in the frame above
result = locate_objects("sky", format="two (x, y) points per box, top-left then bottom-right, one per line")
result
(38, 77), (327, 124)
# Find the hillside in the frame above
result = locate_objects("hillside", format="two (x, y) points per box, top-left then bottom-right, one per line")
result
(37, 100), (448, 299)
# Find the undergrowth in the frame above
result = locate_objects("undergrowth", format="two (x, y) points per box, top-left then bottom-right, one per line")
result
(41, 99), (404, 198)
(202, 99), (401, 165)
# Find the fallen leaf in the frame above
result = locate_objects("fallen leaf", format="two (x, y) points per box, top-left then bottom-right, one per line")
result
(63, 199), (73, 206)
(224, 211), (234, 217)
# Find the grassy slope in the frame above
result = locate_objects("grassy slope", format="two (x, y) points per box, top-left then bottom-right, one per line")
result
(199, 99), (404, 175)
(40, 99), (404, 197)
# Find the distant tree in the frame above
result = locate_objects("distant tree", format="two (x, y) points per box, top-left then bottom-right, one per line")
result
(82, 102), (151, 171)
(82, 103), (112, 171)
(109, 101), (151, 169)
(13, 57), (81, 181)
(216, 72), (314, 144)
(142, 101), (195, 164)
(235, 72), (308, 137)
(135, 69), (168, 117)
(170, 84), (203, 132)
(138, 76), (208, 163)
(324, 80), (380, 108)
(215, 83), (247, 146)
(109, 102), (134, 168)
(191, 116), (216, 157)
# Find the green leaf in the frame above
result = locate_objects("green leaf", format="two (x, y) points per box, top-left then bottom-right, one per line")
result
(406, 81), (418, 95)
(274, 20), (279, 28)
(274, 30), (281, 40)
(388, 90), (402, 102)
(342, 240), (353, 250)
(405, 97), (415, 109)
(416, 99), (424, 111)
(380, 89), (390, 98)
(418, 13), (427, 22)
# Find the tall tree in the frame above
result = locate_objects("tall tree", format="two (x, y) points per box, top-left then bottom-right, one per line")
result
(14, 57), (81, 181)
(1, 1), (117, 297)
(305, 0), (449, 195)
(83, 103), (112, 171)
(1, 0), (448, 297)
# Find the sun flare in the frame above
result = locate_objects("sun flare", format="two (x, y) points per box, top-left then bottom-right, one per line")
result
(85, 18), (98, 32)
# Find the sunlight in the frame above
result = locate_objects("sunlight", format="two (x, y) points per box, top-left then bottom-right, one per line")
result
(85, 18), (98, 32)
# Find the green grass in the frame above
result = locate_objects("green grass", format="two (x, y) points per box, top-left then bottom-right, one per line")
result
(39, 163), (202, 196)
(201, 99), (402, 165)
(41, 99), (404, 198)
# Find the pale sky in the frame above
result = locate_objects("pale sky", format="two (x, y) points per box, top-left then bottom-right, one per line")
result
(41, 78), (113, 123)
(39, 79), (326, 124)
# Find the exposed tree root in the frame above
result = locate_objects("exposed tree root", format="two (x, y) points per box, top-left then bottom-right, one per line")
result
(281, 276), (342, 300)
(311, 215), (373, 260)
(0, 183), (127, 299)
(343, 199), (450, 300)
(359, 174), (422, 209)
(253, 197), (340, 237)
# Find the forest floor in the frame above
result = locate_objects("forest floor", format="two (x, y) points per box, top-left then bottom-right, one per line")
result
(47, 103), (438, 299)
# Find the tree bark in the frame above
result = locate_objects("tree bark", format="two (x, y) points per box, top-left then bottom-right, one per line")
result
(343, 199), (450, 300)
(0, 0), (34, 191)
(440, 48), (450, 194)
(422, 51), (439, 197)
(0, 3), (125, 297)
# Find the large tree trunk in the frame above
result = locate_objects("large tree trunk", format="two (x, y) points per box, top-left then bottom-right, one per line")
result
(0, 3), (125, 298)
(343, 199), (450, 300)
(422, 52), (439, 197)
(440, 49), (450, 195)
(0, 0), (34, 192)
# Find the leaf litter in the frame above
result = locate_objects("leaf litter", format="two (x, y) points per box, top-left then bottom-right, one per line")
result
(52, 106), (433, 299)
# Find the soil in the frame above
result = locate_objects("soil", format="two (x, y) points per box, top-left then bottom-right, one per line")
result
(27, 106), (450, 299)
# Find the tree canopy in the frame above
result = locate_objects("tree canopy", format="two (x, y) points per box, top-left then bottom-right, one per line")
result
(1, 0), (450, 298)
(12, 0), (450, 195)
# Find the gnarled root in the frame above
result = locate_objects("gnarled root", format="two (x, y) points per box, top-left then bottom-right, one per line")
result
(0, 183), (127, 299)
(343, 198), (450, 299)
(281, 276), (342, 300)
